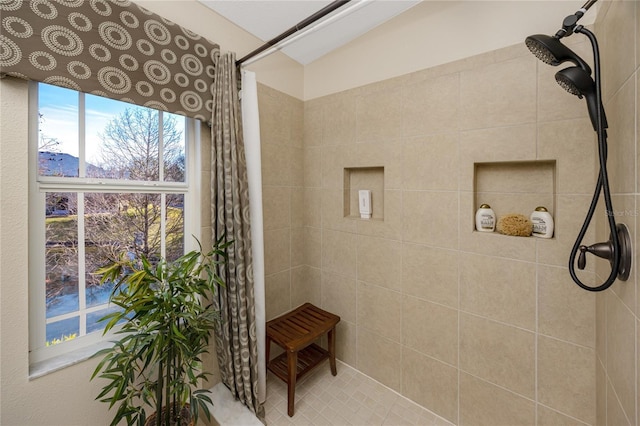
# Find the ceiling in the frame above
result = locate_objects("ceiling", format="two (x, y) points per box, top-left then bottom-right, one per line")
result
(197, 0), (421, 65)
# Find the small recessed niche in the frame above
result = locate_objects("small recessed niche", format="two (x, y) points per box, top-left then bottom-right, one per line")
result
(474, 160), (556, 231)
(344, 166), (384, 220)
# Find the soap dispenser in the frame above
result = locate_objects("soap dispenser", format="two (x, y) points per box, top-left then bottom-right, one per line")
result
(475, 204), (495, 232)
(359, 190), (372, 219)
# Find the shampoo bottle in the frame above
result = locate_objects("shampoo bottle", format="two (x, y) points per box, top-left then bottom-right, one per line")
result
(475, 204), (496, 232)
(530, 206), (554, 238)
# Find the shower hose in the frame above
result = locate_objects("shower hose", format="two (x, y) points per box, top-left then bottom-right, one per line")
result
(568, 26), (620, 292)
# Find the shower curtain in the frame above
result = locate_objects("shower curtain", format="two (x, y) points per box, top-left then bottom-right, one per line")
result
(210, 52), (265, 420)
(241, 69), (267, 405)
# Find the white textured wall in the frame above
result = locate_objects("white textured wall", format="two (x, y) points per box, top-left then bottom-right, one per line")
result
(303, 0), (593, 100)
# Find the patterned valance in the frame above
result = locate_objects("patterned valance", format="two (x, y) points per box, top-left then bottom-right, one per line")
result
(0, 0), (220, 122)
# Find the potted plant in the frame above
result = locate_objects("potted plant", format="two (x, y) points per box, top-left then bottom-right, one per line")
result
(91, 236), (231, 426)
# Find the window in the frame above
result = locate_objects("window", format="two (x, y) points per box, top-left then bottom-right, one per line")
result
(29, 82), (200, 365)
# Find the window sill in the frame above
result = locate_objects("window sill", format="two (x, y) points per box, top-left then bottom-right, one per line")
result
(29, 340), (112, 380)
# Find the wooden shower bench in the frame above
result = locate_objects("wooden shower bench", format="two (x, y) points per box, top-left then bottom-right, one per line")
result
(266, 303), (340, 417)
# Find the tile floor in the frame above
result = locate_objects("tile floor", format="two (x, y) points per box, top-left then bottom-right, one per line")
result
(264, 360), (454, 426)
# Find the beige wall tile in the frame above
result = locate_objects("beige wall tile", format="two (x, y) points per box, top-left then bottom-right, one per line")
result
(261, 143), (291, 187)
(538, 336), (596, 424)
(459, 253), (536, 330)
(264, 228), (290, 275)
(606, 291), (636, 424)
(357, 235), (402, 291)
(459, 124), (537, 191)
(607, 378), (632, 426)
(258, 88), (291, 146)
(596, 292), (606, 365)
(290, 227), (304, 268)
(262, 186), (290, 231)
(304, 102), (323, 147)
(322, 229), (357, 278)
(402, 191), (459, 249)
(537, 118), (596, 195)
(402, 347), (458, 424)
(354, 141), (403, 190)
(291, 187), (304, 228)
(265, 270), (290, 321)
(403, 295), (458, 366)
(402, 243), (458, 308)
(304, 146), (322, 187)
(475, 161), (553, 194)
(402, 73), (459, 138)
(459, 56), (537, 130)
(356, 86), (403, 143)
(291, 99), (304, 148)
(459, 372), (535, 426)
(321, 270), (357, 323)
(356, 328), (402, 392)
(600, 0), (637, 102)
(538, 265), (595, 348)
(303, 187), (321, 228)
(322, 188), (358, 233)
(291, 146), (303, 187)
(323, 94), (356, 145)
(596, 360), (606, 426)
(537, 405), (590, 426)
(322, 144), (357, 189)
(291, 265), (320, 308)
(336, 320), (356, 365)
(356, 282), (402, 341)
(402, 133), (459, 191)
(607, 76), (636, 194)
(303, 226), (321, 268)
(459, 313), (535, 398)
(356, 190), (403, 240)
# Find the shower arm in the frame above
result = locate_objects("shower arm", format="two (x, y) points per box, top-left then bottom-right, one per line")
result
(567, 26), (630, 291)
(555, 0), (598, 39)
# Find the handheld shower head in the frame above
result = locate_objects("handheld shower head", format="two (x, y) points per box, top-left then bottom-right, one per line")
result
(524, 4), (632, 292)
(555, 66), (607, 130)
(525, 34), (591, 74)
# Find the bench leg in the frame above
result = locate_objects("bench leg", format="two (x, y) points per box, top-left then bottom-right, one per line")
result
(287, 350), (297, 417)
(328, 327), (337, 376)
(266, 335), (271, 366)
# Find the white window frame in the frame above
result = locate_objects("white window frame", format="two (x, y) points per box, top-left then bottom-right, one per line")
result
(28, 81), (201, 368)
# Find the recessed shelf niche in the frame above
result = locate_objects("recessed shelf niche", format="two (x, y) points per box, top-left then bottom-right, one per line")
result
(344, 166), (384, 220)
(474, 160), (556, 231)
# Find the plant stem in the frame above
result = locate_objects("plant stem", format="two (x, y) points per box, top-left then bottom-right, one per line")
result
(156, 359), (163, 426)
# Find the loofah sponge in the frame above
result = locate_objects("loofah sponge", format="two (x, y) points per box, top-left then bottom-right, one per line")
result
(497, 214), (533, 237)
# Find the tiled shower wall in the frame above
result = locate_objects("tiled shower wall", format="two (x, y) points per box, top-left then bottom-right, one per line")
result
(256, 27), (621, 426)
(594, 1), (639, 425)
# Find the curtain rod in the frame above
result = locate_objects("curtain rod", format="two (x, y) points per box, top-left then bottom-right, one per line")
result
(236, 0), (352, 66)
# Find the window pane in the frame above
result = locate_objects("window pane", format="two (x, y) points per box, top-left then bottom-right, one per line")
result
(166, 194), (185, 262)
(45, 193), (79, 319)
(164, 113), (186, 183)
(38, 84), (79, 177)
(85, 192), (162, 267)
(86, 306), (122, 334)
(86, 95), (160, 181)
(46, 317), (79, 345)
